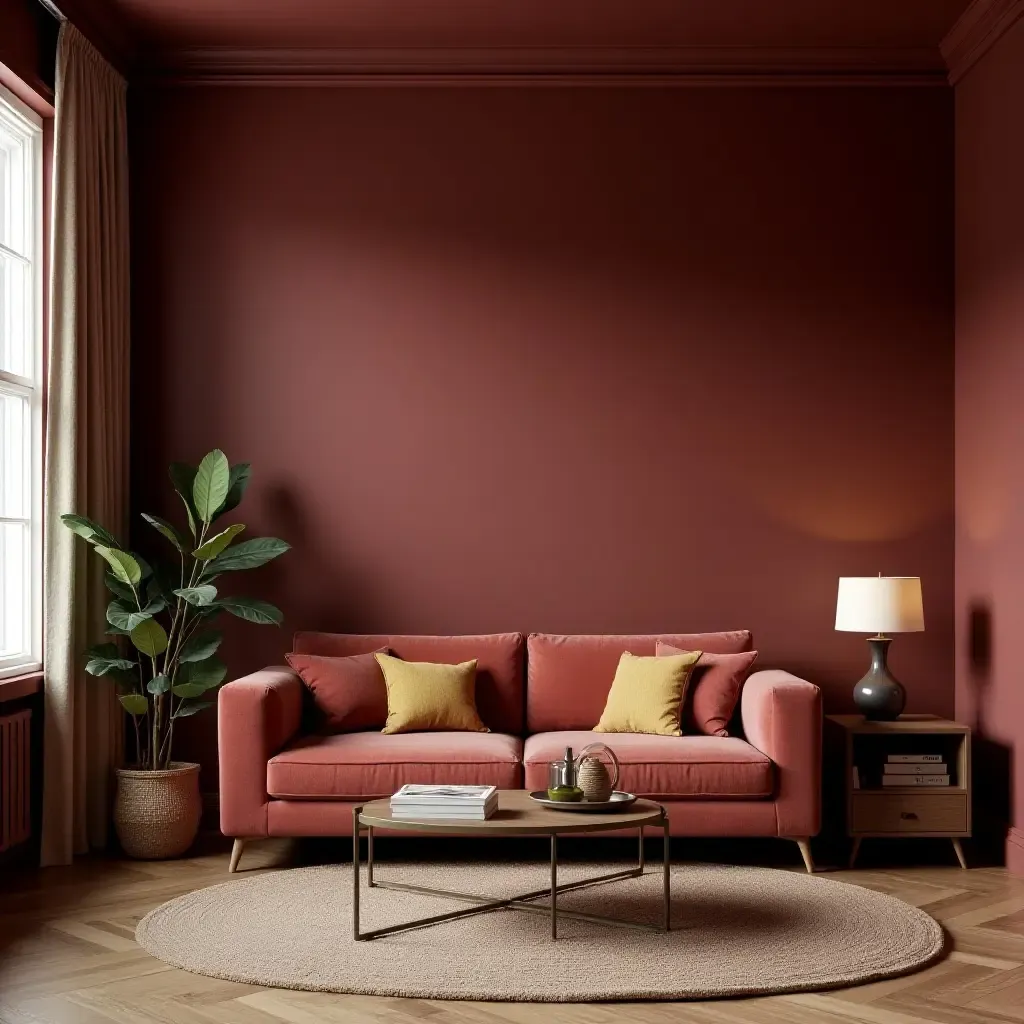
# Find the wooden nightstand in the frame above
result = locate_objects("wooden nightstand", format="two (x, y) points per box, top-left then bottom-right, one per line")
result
(827, 714), (971, 869)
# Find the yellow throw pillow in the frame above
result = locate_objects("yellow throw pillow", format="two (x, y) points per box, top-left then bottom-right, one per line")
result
(594, 650), (702, 736)
(375, 653), (488, 734)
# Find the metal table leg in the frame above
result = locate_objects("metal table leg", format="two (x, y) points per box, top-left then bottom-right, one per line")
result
(550, 833), (558, 939)
(352, 806), (362, 940)
(353, 805), (671, 941)
(663, 810), (671, 931)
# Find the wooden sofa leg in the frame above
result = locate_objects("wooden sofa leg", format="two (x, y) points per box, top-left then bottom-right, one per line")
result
(229, 838), (246, 873)
(794, 838), (815, 874)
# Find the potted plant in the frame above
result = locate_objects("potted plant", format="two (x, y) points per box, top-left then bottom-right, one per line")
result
(63, 450), (289, 859)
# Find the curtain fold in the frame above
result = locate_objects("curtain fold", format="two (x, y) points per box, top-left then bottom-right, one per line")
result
(40, 21), (130, 867)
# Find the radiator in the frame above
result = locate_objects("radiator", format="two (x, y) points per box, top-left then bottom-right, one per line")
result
(0, 709), (31, 852)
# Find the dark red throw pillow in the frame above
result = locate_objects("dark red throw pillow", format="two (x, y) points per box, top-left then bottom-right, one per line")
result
(655, 642), (758, 737)
(285, 649), (389, 733)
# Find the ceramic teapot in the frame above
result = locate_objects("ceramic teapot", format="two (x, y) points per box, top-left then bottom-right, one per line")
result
(547, 743), (620, 802)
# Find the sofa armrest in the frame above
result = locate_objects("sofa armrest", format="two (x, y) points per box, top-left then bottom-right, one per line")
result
(218, 667), (304, 838)
(740, 670), (822, 838)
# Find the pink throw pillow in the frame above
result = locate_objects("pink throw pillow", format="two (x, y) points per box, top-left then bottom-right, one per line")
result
(286, 649), (389, 733)
(656, 642), (758, 737)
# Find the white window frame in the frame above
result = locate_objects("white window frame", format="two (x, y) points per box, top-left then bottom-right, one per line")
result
(0, 83), (43, 679)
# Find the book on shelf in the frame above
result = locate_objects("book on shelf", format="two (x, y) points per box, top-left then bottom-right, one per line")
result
(883, 762), (947, 775)
(881, 774), (950, 787)
(886, 754), (943, 763)
(852, 766), (860, 790)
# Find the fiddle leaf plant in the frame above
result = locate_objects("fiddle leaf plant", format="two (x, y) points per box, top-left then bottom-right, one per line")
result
(62, 450), (290, 770)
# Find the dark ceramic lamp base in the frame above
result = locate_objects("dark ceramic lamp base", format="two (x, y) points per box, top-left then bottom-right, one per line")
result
(852, 636), (906, 721)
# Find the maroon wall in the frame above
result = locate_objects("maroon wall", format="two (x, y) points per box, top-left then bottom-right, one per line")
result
(955, 20), (1024, 874)
(130, 85), (954, 780)
(0, 0), (56, 100)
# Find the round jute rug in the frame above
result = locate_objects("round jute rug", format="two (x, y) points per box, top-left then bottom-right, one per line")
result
(136, 862), (944, 1001)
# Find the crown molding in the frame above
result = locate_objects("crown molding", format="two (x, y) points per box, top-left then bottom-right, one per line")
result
(941, 0), (1024, 84)
(138, 45), (949, 87)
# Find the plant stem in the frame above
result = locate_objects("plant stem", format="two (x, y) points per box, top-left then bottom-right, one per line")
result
(131, 715), (142, 768)
(158, 699), (175, 767)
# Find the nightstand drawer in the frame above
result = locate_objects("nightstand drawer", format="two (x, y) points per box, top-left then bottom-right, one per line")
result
(851, 793), (968, 834)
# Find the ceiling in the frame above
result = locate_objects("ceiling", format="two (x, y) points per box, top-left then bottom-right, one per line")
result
(91, 0), (971, 55)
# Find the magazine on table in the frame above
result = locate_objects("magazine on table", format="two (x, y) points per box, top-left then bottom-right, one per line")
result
(391, 785), (497, 804)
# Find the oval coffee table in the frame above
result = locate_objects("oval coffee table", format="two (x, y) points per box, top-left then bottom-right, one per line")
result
(353, 789), (669, 941)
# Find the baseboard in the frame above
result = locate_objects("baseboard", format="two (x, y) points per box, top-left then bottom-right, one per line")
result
(1007, 827), (1024, 876)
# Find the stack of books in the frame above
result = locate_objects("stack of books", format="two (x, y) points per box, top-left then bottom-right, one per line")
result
(881, 753), (950, 787)
(389, 784), (498, 820)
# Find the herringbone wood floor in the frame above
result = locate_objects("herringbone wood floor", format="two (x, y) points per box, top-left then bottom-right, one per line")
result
(2, 837), (1024, 1024)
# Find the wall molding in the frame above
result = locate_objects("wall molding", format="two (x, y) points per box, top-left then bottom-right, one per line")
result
(139, 45), (948, 87)
(941, 0), (1024, 84)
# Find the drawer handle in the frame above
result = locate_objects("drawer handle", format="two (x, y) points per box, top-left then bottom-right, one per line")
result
(900, 811), (919, 820)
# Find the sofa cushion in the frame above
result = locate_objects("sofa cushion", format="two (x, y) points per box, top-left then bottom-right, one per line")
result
(594, 651), (701, 736)
(526, 632), (753, 733)
(267, 731), (523, 799)
(293, 633), (525, 734)
(285, 650), (389, 733)
(656, 643), (759, 737)
(376, 654), (487, 734)
(523, 731), (773, 799)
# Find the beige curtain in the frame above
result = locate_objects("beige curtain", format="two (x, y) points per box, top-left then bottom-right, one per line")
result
(40, 22), (130, 866)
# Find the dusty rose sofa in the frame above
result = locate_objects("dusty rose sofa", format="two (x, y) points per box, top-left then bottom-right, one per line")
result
(219, 631), (821, 872)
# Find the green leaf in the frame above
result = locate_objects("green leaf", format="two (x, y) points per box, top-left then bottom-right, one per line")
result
(106, 601), (152, 633)
(171, 682), (207, 699)
(192, 523), (245, 561)
(86, 654), (136, 676)
(172, 701), (213, 719)
(179, 630), (222, 663)
(131, 618), (168, 658)
(104, 571), (135, 603)
(141, 513), (189, 553)
(215, 596), (283, 626)
(119, 694), (149, 716)
(147, 673), (171, 695)
(177, 491), (197, 537)
(95, 547), (142, 587)
(176, 656), (227, 691)
(133, 552), (154, 580)
(61, 514), (119, 548)
(169, 462), (198, 520)
(173, 585), (217, 607)
(206, 537), (290, 574)
(216, 463), (252, 519)
(192, 450), (231, 523)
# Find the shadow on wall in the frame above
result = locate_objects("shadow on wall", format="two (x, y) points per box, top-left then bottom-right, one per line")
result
(966, 600), (1014, 857)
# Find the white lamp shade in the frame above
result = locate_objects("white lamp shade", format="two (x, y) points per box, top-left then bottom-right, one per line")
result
(835, 577), (924, 634)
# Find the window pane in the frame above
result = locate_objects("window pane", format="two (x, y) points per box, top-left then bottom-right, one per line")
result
(0, 521), (28, 659)
(0, 391), (30, 519)
(0, 121), (29, 257)
(0, 251), (31, 377)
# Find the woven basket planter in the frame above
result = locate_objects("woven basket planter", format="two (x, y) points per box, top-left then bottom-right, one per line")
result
(114, 762), (201, 860)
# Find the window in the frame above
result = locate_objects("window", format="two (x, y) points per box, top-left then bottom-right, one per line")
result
(0, 84), (43, 677)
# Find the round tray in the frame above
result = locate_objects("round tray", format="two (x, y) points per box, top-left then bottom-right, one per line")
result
(527, 790), (638, 812)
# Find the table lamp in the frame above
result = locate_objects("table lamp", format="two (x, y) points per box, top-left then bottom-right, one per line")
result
(835, 575), (924, 720)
